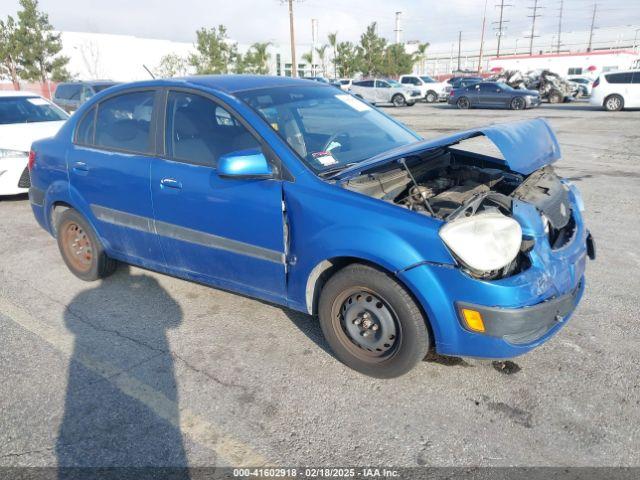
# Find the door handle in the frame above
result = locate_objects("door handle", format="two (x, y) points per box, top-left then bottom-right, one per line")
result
(72, 161), (88, 173)
(160, 177), (182, 189)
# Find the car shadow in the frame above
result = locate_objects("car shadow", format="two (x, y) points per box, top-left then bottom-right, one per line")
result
(56, 265), (190, 479)
(0, 193), (29, 202)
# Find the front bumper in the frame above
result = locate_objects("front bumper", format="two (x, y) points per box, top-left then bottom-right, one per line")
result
(397, 193), (591, 359)
(0, 156), (29, 196)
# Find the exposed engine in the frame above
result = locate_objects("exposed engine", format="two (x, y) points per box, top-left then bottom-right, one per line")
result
(342, 145), (575, 280)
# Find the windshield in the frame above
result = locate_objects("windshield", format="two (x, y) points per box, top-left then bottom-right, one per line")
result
(420, 76), (436, 83)
(0, 96), (68, 125)
(237, 86), (420, 174)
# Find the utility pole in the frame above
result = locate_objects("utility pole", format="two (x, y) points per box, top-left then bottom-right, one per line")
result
(525, 0), (543, 55)
(285, 0), (298, 77)
(493, 0), (512, 58)
(478, 0), (488, 73)
(457, 31), (462, 71)
(556, 0), (564, 54)
(394, 11), (403, 44)
(587, 3), (597, 52)
(311, 18), (318, 76)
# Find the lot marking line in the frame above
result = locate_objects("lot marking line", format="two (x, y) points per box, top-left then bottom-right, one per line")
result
(0, 296), (268, 467)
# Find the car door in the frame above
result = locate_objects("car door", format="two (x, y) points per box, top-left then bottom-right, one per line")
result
(150, 89), (286, 298)
(375, 80), (392, 103)
(629, 71), (640, 108)
(478, 83), (503, 107)
(68, 88), (163, 264)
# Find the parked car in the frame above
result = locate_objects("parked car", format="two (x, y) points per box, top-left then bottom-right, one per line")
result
(449, 82), (541, 110)
(29, 76), (594, 378)
(399, 75), (448, 103)
(567, 75), (594, 97)
(0, 91), (68, 196)
(589, 70), (640, 111)
(335, 78), (353, 91)
(350, 79), (421, 106)
(304, 77), (330, 84)
(53, 81), (119, 113)
(444, 76), (483, 96)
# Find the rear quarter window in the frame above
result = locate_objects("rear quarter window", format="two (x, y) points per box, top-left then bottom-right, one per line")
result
(605, 72), (633, 84)
(76, 106), (97, 145)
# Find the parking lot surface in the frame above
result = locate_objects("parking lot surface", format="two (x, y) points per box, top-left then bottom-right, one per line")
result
(1, 102), (639, 468)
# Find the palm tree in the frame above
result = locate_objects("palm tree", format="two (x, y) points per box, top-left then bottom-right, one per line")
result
(413, 42), (430, 75)
(251, 42), (271, 74)
(315, 44), (328, 77)
(328, 32), (338, 78)
(301, 50), (314, 76)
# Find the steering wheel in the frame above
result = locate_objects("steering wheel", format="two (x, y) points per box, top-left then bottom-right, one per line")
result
(321, 131), (351, 154)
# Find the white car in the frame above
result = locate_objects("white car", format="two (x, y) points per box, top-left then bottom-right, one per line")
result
(567, 75), (594, 97)
(336, 79), (353, 91)
(0, 91), (68, 196)
(350, 79), (421, 107)
(399, 74), (449, 103)
(589, 70), (640, 111)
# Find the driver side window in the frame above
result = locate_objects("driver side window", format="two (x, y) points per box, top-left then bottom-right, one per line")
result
(165, 91), (260, 166)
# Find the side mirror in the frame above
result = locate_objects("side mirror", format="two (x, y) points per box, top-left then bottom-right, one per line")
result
(218, 149), (274, 180)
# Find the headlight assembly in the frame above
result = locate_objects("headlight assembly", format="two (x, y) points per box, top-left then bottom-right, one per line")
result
(439, 211), (523, 273)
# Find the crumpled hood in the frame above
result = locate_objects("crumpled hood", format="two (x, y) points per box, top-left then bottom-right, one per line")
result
(335, 118), (561, 180)
(0, 120), (66, 153)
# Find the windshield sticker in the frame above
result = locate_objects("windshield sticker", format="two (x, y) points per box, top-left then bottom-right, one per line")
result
(335, 94), (371, 112)
(27, 97), (49, 106)
(312, 151), (339, 166)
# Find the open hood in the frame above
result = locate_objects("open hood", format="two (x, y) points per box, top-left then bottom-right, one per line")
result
(334, 118), (561, 181)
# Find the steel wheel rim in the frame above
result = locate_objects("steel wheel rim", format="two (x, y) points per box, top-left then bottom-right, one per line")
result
(61, 222), (93, 272)
(331, 288), (401, 362)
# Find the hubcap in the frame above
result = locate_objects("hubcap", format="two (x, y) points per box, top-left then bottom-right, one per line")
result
(337, 291), (398, 357)
(61, 222), (93, 272)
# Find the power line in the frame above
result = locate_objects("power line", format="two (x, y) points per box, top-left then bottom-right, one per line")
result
(525, 0), (544, 55)
(493, 0), (512, 58)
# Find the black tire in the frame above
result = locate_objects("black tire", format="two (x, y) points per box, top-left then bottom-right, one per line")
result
(406, 101), (415, 107)
(510, 96), (526, 110)
(425, 91), (437, 103)
(392, 94), (407, 107)
(604, 94), (624, 112)
(56, 208), (117, 281)
(318, 264), (430, 378)
(548, 91), (563, 104)
(456, 96), (470, 109)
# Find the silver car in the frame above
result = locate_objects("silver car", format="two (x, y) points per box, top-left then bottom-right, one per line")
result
(350, 79), (421, 107)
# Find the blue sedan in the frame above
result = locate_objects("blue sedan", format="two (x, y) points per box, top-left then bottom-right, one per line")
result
(449, 82), (542, 110)
(28, 76), (593, 378)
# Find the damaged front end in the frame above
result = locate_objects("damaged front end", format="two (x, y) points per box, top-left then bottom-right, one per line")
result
(339, 119), (584, 281)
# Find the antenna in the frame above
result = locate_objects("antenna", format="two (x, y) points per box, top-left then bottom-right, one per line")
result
(143, 64), (155, 79)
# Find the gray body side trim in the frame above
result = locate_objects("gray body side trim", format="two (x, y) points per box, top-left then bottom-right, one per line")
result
(90, 204), (284, 265)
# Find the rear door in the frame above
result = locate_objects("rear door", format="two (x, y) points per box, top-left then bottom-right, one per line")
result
(629, 71), (640, 108)
(353, 80), (376, 103)
(68, 89), (163, 264)
(478, 83), (503, 107)
(150, 89), (286, 298)
(375, 80), (392, 103)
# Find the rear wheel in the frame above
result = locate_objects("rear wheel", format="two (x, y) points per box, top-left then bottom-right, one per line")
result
(56, 209), (117, 281)
(318, 264), (430, 378)
(456, 96), (470, 109)
(604, 94), (624, 111)
(425, 91), (438, 103)
(548, 91), (563, 104)
(510, 96), (526, 110)
(392, 94), (407, 107)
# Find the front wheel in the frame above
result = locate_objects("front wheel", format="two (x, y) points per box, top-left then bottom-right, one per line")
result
(56, 208), (117, 281)
(318, 264), (430, 378)
(510, 96), (526, 110)
(425, 91), (437, 103)
(392, 94), (407, 107)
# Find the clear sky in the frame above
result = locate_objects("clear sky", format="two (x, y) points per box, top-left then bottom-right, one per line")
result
(1, 0), (639, 50)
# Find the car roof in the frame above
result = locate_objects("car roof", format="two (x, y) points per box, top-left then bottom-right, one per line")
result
(182, 75), (330, 93)
(58, 80), (117, 86)
(0, 90), (42, 98)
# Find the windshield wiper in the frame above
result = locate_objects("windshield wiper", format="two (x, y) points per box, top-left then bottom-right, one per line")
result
(318, 162), (360, 179)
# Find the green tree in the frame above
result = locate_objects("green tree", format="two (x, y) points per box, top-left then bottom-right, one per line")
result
(189, 25), (238, 74)
(14, 0), (70, 83)
(237, 42), (271, 74)
(327, 31), (338, 78)
(301, 50), (313, 75)
(334, 41), (359, 78)
(154, 53), (189, 78)
(357, 23), (386, 77)
(381, 44), (414, 78)
(413, 42), (430, 75)
(0, 16), (21, 89)
(315, 44), (328, 77)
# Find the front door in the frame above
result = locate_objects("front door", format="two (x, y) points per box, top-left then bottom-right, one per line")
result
(68, 89), (163, 264)
(150, 90), (286, 299)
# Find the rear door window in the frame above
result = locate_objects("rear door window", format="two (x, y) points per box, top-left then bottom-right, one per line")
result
(605, 72), (633, 84)
(94, 90), (155, 154)
(76, 106), (97, 144)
